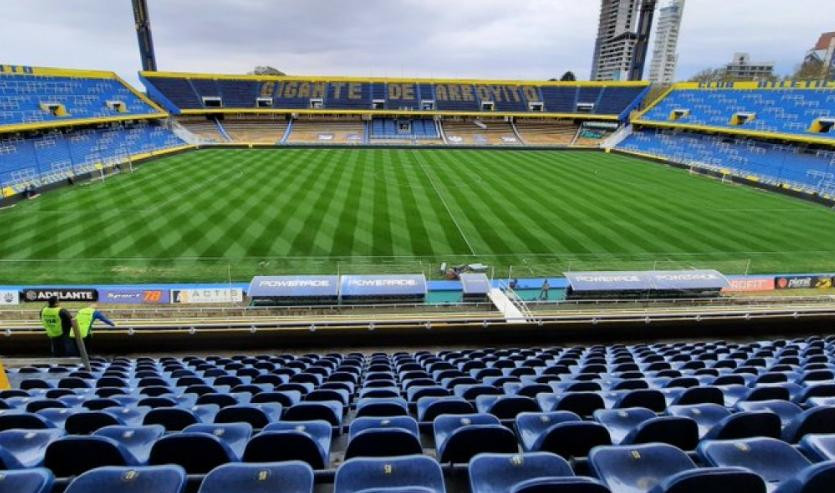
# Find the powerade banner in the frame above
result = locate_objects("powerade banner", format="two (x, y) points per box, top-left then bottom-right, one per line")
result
(99, 289), (169, 305)
(775, 275), (833, 290)
(248, 276), (339, 299)
(565, 270), (728, 292)
(21, 288), (98, 303)
(340, 275), (427, 299)
(565, 272), (653, 292)
(0, 290), (19, 305)
(170, 288), (244, 304)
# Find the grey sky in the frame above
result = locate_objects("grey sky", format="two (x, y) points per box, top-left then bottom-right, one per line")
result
(1, 0), (830, 87)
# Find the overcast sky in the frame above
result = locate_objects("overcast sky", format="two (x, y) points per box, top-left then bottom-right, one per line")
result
(1, 0), (830, 87)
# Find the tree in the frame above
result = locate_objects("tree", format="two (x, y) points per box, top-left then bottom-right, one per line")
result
(249, 66), (286, 76)
(560, 71), (576, 81)
(789, 59), (825, 81)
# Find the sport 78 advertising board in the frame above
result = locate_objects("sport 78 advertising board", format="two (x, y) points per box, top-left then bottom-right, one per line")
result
(170, 288), (244, 304)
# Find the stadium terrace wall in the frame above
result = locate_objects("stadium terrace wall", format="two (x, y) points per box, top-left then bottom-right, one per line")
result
(0, 64), (168, 134)
(139, 71), (649, 121)
(632, 80), (835, 146)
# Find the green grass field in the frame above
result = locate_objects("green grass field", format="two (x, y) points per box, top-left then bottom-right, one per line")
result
(2, 148), (835, 284)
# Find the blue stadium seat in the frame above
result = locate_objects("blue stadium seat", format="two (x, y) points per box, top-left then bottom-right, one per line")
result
(44, 436), (139, 476)
(334, 455), (446, 493)
(594, 407), (656, 444)
(148, 432), (236, 474)
(245, 421), (332, 469)
(183, 423), (252, 459)
(476, 395), (540, 419)
(703, 411), (782, 440)
(66, 411), (123, 435)
(0, 468), (54, 493)
(783, 406), (835, 443)
(349, 416), (419, 439)
(0, 428), (64, 468)
(214, 403), (281, 428)
(417, 396), (474, 422)
(735, 400), (803, 428)
(142, 407), (200, 431)
(355, 397), (409, 417)
(537, 392), (605, 417)
(64, 465), (187, 493)
(197, 462), (314, 493)
(698, 437), (812, 488)
(666, 404), (730, 438)
(93, 425), (165, 464)
(433, 414), (518, 463)
(468, 452), (575, 493)
(344, 428), (423, 459)
(799, 434), (835, 462)
(772, 461), (835, 493)
(515, 411), (582, 451)
(284, 401), (342, 427)
(591, 442), (763, 493)
(0, 412), (53, 431)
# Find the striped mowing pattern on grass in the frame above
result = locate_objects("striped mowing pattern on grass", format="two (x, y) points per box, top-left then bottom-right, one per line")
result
(1, 148), (834, 284)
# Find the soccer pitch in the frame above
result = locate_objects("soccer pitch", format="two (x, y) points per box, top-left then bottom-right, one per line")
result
(2, 148), (835, 284)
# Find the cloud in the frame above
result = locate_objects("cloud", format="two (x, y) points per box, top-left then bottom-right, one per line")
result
(0, 0), (828, 87)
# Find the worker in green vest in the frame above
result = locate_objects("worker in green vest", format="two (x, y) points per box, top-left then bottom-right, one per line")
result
(74, 304), (116, 354)
(40, 296), (76, 357)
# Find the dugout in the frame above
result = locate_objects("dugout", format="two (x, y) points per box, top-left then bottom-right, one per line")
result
(460, 273), (490, 302)
(248, 275), (339, 306)
(565, 270), (729, 300)
(339, 274), (427, 304)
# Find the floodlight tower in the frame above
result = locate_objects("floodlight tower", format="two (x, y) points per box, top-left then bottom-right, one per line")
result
(628, 0), (657, 80)
(132, 0), (158, 71)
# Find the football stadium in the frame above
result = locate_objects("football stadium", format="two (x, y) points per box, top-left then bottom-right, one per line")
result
(1, 0), (835, 492)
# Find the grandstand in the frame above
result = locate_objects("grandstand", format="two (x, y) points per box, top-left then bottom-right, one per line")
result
(3, 337), (835, 492)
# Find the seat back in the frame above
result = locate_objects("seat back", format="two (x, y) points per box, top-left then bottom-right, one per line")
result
(93, 425), (166, 464)
(242, 431), (327, 469)
(334, 455), (445, 493)
(698, 437), (811, 484)
(44, 436), (136, 477)
(148, 432), (235, 474)
(589, 443), (695, 493)
(468, 452), (573, 493)
(0, 468), (54, 493)
(197, 461), (314, 493)
(64, 465), (186, 493)
(345, 429), (423, 459)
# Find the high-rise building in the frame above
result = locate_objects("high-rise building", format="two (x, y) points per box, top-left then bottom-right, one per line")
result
(648, 0), (685, 84)
(591, 0), (642, 81)
(724, 52), (775, 81)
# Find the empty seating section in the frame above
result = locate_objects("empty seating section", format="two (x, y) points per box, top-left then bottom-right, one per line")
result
(141, 74), (647, 116)
(2, 336), (835, 491)
(443, 121), (520, 145)
(286, 120), (365, 144)
(618, 129), (835, 195)
(640, 87), (835, 139)
(0, 72), (161, 126)
(176, 116), (226, 143)
(221, 116), (288, 144)
(370, 119), (439, 141)
(0, 122), (184, 194)
(515, 120), (579, 145)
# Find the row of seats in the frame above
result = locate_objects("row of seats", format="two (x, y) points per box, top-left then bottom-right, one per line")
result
(4, 444), (835, 492)
(617, 129), (835, 196)
(4, 338), (835, 491)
